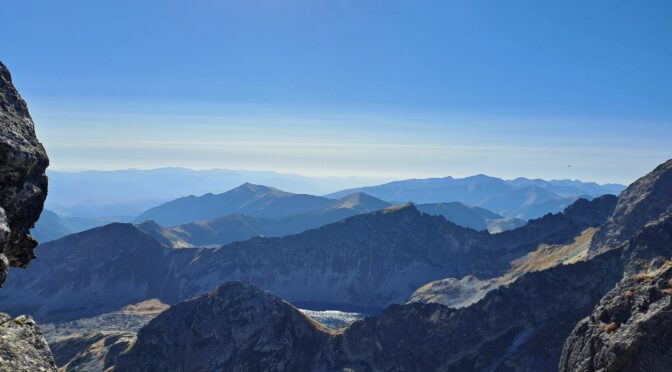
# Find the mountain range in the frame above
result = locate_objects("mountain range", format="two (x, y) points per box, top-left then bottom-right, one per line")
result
(0, 192), (615, 322)
(44, 168), (383, 218)
(110, 159), (672, 372)
(327, 174), (624, 219)
(44, 169), (623, 225)
(33, 187), (524, 246)
(134, 189), (526, 248)
(22, 159), (666, 371)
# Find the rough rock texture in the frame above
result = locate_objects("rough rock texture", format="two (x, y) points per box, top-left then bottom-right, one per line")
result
(409, 274), (498, 308)
(0, 61), (49, 286)
(591, 159), (672, 256)
(0, 314), (56, 371)
(113, 244), (621, 372)
(333, 249), (623, 371)
(410, 227), (598, 307)
(42, 299), (169, 345)
(0, 62), (54, 371)
(50, 332), (134, 372)
(560, 215), (672, 372)
(114, 282), (333, 372)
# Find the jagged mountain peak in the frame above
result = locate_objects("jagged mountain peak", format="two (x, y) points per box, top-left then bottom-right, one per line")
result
(591, 159), (672, 256)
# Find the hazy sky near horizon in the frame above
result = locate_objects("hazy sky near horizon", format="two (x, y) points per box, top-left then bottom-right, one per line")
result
(3, 0), (671, 184)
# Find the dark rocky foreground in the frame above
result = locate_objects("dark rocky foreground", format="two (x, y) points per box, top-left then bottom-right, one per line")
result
(0, 61), (49, 287)
(0, 61), (54, 370)
(560, 214), (672, 372)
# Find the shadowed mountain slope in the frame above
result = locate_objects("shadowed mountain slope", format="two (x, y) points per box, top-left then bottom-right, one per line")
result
(137, 195), (525, 248)
(0, 196), (614, 323)
(133, 183), (334, 226)
(0, 223), (186, 321)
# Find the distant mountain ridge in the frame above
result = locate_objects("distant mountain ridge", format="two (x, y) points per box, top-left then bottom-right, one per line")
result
(133, 183), (334, 226)
(507, 177), (625, 197)
(46, 168), (381, 218)
(327, 174), (624, 219)
(0, 196), (615, 322)
(35, 187), (524, 246)
(136, 192), (525, 248)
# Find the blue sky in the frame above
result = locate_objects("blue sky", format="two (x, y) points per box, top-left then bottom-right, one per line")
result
(3, 0), (671, 184)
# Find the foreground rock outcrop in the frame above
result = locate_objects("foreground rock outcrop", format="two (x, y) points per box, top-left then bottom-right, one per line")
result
(0, 61), (54, 371)
(560, 214), (672, 372)
(0, 314), (56, 371)
(0, 61), (49, 286)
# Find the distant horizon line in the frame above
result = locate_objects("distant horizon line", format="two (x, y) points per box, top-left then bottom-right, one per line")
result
(46, 166), (627, 187)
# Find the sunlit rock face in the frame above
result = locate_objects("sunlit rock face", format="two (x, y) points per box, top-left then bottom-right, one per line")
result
(0, 61), (49, 287)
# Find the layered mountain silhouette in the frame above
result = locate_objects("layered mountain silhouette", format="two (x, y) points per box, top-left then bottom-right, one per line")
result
(45, 167), (369, 218)
(327, 174), (624, 219)
(135, 193), (525, 248)
(0, 192), (615, 323)
(133, 183), (334, 226)
(31, 209), (136, 244)
(30, 210), (72, 243)
(106, 159), (671, 372)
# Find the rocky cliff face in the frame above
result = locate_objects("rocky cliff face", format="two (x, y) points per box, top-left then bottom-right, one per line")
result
(560, 214), (672, 372)
(0, 62), (54, 371)
(591, 159), (672, 256)
(0, 61), (49, 286)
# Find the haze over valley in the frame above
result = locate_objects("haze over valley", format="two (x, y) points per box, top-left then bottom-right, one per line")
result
(2, 1), (671, 371)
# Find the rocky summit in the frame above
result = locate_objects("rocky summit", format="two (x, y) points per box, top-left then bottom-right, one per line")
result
(114, 282), (333, 372)
(590, 159), (672, 256)
(0, 62), (54, 371)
